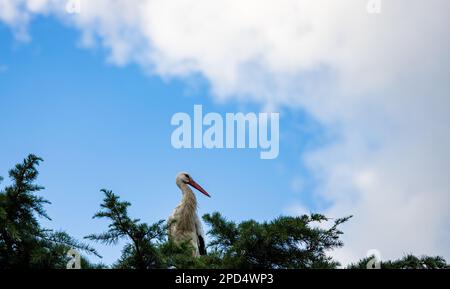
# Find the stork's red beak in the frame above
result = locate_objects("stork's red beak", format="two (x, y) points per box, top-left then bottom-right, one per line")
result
(188, 179), (211, 197)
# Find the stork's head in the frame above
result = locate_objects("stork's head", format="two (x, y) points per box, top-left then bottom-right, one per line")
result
(176, 172), (211, 197)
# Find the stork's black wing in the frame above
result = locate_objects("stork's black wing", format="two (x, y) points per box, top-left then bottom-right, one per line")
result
(198, 235), (207, 256)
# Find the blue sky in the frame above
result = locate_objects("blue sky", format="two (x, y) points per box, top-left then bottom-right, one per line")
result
(1, 1), (449, 266)
(0, 17), (324, 265)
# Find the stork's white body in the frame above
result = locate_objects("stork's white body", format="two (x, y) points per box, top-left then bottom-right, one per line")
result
(168, 173), (208, 256)
(168, 198), (205, 256)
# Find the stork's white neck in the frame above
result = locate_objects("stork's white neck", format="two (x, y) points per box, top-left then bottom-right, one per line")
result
(176, 183), (198, 232)
(179, 183), (197, 205)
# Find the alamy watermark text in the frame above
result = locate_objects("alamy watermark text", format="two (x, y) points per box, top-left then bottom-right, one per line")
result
(171, 105), (279, 159)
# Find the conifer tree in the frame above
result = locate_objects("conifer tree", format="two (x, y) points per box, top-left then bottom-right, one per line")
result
(0, 154), (98, 268)
(349, 254), (449, 269)
(199, 212), (352, 269)
(85, 189), (168, 269)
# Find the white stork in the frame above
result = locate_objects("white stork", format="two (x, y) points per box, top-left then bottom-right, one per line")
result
(168, 172), (211, 256)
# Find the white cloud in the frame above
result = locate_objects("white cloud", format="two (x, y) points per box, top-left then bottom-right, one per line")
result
(1, 0), (450, 264)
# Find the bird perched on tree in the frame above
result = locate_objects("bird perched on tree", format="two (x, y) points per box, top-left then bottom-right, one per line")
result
(168, 172), (211, 256)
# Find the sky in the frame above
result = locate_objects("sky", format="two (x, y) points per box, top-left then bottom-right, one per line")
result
(1, 0), (449, 266)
